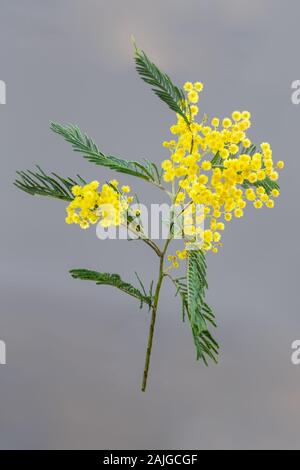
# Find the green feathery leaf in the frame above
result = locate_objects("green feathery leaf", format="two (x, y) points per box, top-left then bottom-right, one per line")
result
(70, 269), (153, 309)
(172, 264), (219, 365)
(14, 166), (85, 201)
(210, 151), (222, 167)
(187, 250), (218, 364)
(50, 122), (159, 183)
(141, 158), (163, 185)
(134, 47), (190, 125)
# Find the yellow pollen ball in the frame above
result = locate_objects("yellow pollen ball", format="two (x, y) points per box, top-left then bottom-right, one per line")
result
(266, 200), (274, 208)
(121, 185), (130, 193)
(271, 189), (280, 198)
(187, 90), (199, 103)
(183, 81), (193, 91)
(243, 138), (251, 148)
(194, 81), (204, 92)
(234, 208), (243, 218)
(201, 161), (212, 171)
(211, 117), (219, 127)
(232, 111), (241, 121)
(277, 161), (285, 169)
(242, 110), (251, 120)
(254, 200), (263, 209)
(222, 118), (232, 128)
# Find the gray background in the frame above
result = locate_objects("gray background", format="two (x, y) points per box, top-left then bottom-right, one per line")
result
(0, 0), (299, 449)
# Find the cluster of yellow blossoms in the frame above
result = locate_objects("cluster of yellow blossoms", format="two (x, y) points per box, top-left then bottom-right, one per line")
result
(64, 80), (284, 271)
(65, 180), (132, 229)
(162, 81), (284, 266)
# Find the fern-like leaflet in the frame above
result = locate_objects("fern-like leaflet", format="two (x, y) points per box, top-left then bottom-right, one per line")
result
(70, 269), (153, 309)
(186, 250), (219, 364)
(134, 47), (190, 125)
(50, 122), (161, 185)
(170, 253), (219, 366)
(14, 166), (86, 201)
